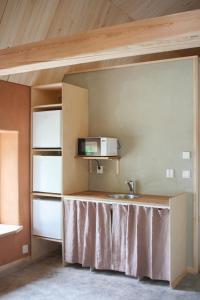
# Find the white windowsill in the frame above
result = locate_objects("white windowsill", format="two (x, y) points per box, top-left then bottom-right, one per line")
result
(0, 224), (23, 238)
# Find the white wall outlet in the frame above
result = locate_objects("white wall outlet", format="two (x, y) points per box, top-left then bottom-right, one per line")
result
(22, 244), (29, 254)
(97, 166), (103, 174)
(182, 170), (191, 179)
(166, 169), (174, 178)
(182, 151), (191, 160)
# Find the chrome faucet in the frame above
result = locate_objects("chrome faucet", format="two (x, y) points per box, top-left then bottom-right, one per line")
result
(126, 179), (136, 194)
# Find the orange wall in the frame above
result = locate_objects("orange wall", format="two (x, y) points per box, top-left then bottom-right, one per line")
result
(0, 80), (30, 266)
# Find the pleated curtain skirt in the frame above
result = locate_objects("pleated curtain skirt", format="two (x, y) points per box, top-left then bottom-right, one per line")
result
(64, 200), (170, 281)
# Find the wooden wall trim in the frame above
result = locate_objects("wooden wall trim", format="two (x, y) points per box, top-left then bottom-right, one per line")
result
(193, 56), (199, 272)
(0, 10), (200, 76)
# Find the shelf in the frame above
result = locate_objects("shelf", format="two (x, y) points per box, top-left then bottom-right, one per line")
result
(32, 192), (62, 198)
(32, 148), (62, 152)
(32, 235), (63, 243)
(32, 103), (62, 111)
(75, 155), (120, 160)
(75, 155), (120, 174)
(33, 82), (63, 91)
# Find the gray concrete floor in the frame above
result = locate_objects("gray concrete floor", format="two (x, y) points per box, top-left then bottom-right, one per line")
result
(0, 255), (200, 300)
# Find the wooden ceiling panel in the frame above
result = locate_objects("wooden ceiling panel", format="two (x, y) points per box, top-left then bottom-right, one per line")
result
(7, 0), (131, 86)
(111, 0), (200, 20)
(0, 0), (199, 86)
(0, 0), (7, 21)
(101, 1), (132, 26)
(7, 0), (60, 84)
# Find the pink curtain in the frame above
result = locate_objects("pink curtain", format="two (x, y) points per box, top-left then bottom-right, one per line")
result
(95, 202), (112, 269)
(64, 200), (169, 281)
(111, 204), (128, 272)
(112, 205), (170, 280)
(64, 200), (112, 269)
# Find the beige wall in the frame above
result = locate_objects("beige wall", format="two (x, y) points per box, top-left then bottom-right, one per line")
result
(64, 58), (194, 266)
(64, 59), (193, 193)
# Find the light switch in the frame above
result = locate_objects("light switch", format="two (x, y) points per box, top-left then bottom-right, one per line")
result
(166, 169), (174, 178)
(182, 151), (191, 160)
(182, 170), (191, 179)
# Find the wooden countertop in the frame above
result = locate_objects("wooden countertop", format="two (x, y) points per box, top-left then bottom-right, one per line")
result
(64, 191), (170, 208)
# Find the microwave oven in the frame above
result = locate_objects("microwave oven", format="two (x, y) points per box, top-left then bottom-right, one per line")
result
(78, 137), (118, 156)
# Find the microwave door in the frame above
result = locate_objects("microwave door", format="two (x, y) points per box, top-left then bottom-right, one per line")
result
(85, 139), (100, 156)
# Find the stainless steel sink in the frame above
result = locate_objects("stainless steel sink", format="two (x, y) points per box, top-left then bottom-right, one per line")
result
(108, 193), (141, 199)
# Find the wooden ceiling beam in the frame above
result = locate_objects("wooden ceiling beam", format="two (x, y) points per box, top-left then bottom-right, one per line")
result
(63, 47), (200, 75)
(0, 9), (200, 76)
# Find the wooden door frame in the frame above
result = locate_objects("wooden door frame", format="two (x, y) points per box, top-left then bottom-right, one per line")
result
(193, 56), (199, 272)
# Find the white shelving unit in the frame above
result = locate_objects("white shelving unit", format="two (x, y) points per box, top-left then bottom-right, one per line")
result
(31, 82), (89, 261)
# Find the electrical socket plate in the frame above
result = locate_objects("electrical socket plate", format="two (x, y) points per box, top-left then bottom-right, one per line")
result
(22, 244), (29, 254)
(97, 166), (103, 174)
(182, 170), (191, 179)
(166, 169), (174, 178)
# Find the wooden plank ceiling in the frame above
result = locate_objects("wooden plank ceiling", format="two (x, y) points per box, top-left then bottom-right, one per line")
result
(1, 10), (200, 76)
(0, 0), (200, 86)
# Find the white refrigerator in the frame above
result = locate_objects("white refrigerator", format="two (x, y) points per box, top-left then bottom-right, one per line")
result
(32, 110), (62, 148)
(32, 199), (62, 239)
(33, 155), (62, 194)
